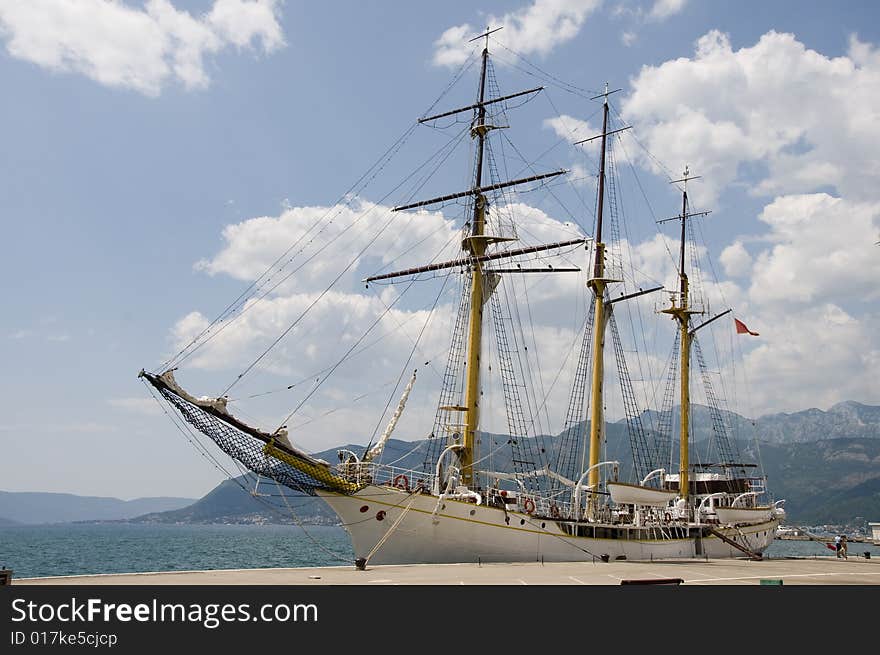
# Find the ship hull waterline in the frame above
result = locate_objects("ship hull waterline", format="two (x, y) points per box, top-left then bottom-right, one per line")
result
(317, 486), (778, 565)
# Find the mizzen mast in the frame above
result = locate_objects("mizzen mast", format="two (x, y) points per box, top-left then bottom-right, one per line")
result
(659, 167), (709, 504)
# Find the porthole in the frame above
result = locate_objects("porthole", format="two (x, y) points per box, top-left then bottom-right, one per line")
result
(520, 518), (525, 525)
(376, 511), (386, 521)
(469, 509), (476, 516)
(359, 505), (369, 513)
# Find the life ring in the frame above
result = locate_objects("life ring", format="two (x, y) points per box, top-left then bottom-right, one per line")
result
(550, 503), (561, 519)
(664, 512), (672, 522)
(392, 474), (410, 491)
(523, 497), (536, 515)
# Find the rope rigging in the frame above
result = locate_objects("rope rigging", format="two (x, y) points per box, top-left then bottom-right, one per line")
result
(144, 28), (774, 537)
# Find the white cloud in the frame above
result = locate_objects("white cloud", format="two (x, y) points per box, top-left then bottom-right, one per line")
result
(622, 30), (880, 206)
(621, 30), (637, 47)
(614, 29), (880, 414)
(544, 114), (599, 151)
(207, 0), (283, 50)
(544, 113), (633, 189)
(0, 0), (284, 96)
(687, 192), (880, 415)
(747, 193), (880, 306)
(648, 0), (687, 21)
(739, 303), (880, 414)
(719, 241), (751, 278)
(195, 199), (459, 291)
(432, 0), (601, 68)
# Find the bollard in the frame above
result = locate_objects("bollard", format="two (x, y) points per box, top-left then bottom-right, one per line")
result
(0, 567), (12, 586)
(865, 551), (871, 560)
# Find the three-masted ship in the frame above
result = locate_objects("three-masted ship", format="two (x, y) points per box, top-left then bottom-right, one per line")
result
(142, 31), (782, 565)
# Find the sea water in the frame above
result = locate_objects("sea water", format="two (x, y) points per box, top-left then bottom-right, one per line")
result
(0, 524), (353, 579)
(1, 524), (876, 579)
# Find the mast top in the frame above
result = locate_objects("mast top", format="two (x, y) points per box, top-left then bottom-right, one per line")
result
(670, 165), (701, 193)
(469, 26), (503, 48)
(590, 83), (622, 103)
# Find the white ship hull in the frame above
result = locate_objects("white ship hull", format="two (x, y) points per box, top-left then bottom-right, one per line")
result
(318, 486), (778, 565)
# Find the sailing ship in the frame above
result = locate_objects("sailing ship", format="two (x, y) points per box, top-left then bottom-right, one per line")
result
(141, 30), (783, 565)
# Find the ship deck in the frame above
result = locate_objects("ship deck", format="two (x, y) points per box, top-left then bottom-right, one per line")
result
(13, 555), (880, 586)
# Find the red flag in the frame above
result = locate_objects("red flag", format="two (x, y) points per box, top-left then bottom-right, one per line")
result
(734, 318), (759, 336)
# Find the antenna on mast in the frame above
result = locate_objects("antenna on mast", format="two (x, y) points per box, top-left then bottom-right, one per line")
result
(469, 25), (503, 45)
(670, 165), (701, 193)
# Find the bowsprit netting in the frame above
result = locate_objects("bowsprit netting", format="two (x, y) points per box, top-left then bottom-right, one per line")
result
(150, 376), (360, 497)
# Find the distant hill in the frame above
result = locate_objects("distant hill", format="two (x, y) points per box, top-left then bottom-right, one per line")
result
(756, 438), (880, 524)
(0, 516), (22, 526)
(754, 401), (880, 443)
(131, 439), (425, 526)
(0, 491), (195, 525)
(132, 477), (339, 526)
(637, 401), (880, 445)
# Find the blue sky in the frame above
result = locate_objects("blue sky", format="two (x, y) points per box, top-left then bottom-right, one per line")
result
(2, 0), (879, 499)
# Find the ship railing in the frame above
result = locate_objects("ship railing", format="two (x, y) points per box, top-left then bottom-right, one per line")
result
(747, 477), (767, 495)
(484, 488), (579, 520)
(340, 461), (436, 493)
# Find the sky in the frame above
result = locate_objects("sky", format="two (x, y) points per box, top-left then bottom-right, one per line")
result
(1, 0), (879, 500)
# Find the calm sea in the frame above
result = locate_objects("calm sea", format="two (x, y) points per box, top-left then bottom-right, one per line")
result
(1, 524), (876, 579)
(0, 524), (353, 579)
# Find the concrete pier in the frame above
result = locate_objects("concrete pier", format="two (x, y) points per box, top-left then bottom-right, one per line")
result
(13, 555), (880, 586)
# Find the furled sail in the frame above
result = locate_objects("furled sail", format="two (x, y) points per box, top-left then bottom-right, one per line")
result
(364, 370), (417, 463)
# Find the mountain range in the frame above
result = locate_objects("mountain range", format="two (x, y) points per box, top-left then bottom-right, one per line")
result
(2, 401), (878, 527)
(639, 400), (880, 444)
(0, 491), (194, 525)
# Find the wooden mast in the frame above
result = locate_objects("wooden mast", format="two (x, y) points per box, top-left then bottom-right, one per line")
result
(459, 33), (491, 487)
(378, 26), (569, 490)
(585, 85), (612, 515)
(677, 185), (691, 503)
(661, 167), (701, 505)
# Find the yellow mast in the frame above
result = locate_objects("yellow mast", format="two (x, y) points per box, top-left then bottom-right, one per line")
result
(459, 37), (492, 488)
(586, 88), (612, 512)
(368, 28), (571, 489)
(661, 168), (700, 504)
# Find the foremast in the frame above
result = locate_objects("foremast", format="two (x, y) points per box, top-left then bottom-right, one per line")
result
(585, 87), (612, 505)
(460, 38), (491, 488)
(365, 28), (575, 491)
